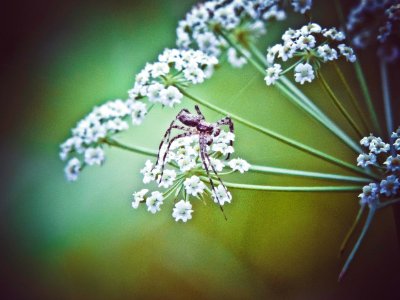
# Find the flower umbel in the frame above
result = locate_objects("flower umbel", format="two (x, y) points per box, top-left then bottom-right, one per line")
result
(265, 24), (356, 84)
(131, 106), (250, 222)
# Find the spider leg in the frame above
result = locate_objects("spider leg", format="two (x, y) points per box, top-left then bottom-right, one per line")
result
(158, 132), (192, 182)
(216, 116), (234, 160)
(154, 109), (191, 167)
(199, 133), (227, 220)
(203, 145), (229, 194)
(194, 105), (205, 120)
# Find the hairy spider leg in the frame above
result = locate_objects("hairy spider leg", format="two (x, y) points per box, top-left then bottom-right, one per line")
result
(194, 105), (205, 120)
(199, 133), (227, 220)
(216, 117), (235, 160)
(154, 109), (191, 166)
(158, 132), (193, 183)
(202, 144), (230, 194)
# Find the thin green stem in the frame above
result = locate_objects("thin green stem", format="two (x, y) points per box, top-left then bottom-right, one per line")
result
(318, 71), (364, 139)
(277, 77), (361, 153)
(339, 204), (366, 257)
(280, 58), (305, 75)
(380, 60), (393, 136)
(103, 138), (373, 182)
(339, 208), (376, 281)
(222, 181), (362, 192)
(103, 137), (158, 157)
(354, 60), (382, 135)
(249, 165), (370, 183)
(333, 61), (370, 132)
(245, 37), (362, 153)
(181, 89), (377, 179)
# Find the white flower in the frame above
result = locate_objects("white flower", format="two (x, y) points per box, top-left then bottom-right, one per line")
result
(146, 191), (164, 214)
(64, 158), (81, 182)
(132, 189), (148, 209)
(183, 65), (205, 84)
(294, 63), (315, 84)
(317, 45), (338, 62)
(212, 142), (234, 156)
(146, 82), (165, 103)
(394, 138), (400, 150)
(300, 23), (321, 35)
(384, 155), (400, 172)
(264, 64), (282, 85)
(360, 134), (376, 147)
(140, 160), (159, 184)
(160, 86), (183, 107)
(84, 147), (105, 166)
(380, 175), (400, 197)
(158, 169), (177, 188)
(296, 34), (316, 50)
(369, 138), (390, 154)
(177, 156), (197, 172)
(215, 131), (235, 144)
(130, 101), (147, 125)
(357, 153), (377, 168)
(212, 185), (232, 205)
(210, 158), (224, 172)
(229, 158), (250, 173)
(172, 200), (194, 222)
(184, 175), (206, 196)
(338, 44), (357, 62)
(151, 62), (170, 77)
(359, 183), (379, 208)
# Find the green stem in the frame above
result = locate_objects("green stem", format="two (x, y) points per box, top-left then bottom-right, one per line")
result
(222, 181), (362, 192)
(103, 138), (158, 156)
(333, 61), (370, 133)
(278, 77), (361, 153)
(103, 138), (373, 182)
(339, 204), (366, 257)
(318, 71), (364, 139)
(246, 38), (362, 153)
(354, 60), (382, 135)
(339, 208), (376, 281)
(280, 58), (305, 75)
(380, 60), (393, 136)
(181, 89), (377, 179)
(249, 165), (370, 183)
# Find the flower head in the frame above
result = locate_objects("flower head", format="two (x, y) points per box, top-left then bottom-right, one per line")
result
(177, 0), (312, 68)
(129, 48), (218, 103)
(132, 126), (250, 222)
(266, 24), (355, 84)
(60, 98), (146, 181)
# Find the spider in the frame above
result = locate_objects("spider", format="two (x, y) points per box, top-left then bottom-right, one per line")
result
(154, 105), (234, 215)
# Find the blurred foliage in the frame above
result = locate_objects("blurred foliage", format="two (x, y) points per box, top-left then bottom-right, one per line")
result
(3, 0), (400, 299)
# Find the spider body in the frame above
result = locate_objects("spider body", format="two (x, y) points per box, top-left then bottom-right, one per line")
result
(155, 105), (234, 218)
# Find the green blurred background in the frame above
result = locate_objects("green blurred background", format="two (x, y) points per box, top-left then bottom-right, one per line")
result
(1, 0), (400, 299)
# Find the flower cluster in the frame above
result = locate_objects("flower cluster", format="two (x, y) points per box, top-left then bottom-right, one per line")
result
(60, 99), (147, 181)
(357, 127), (400, 208)
(128, 48), (218, 105)
(176, 0), (312, 68)
(264, 24), (356, 85)
(347, 0), (400, 62)
(131, 130), (250, 222)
